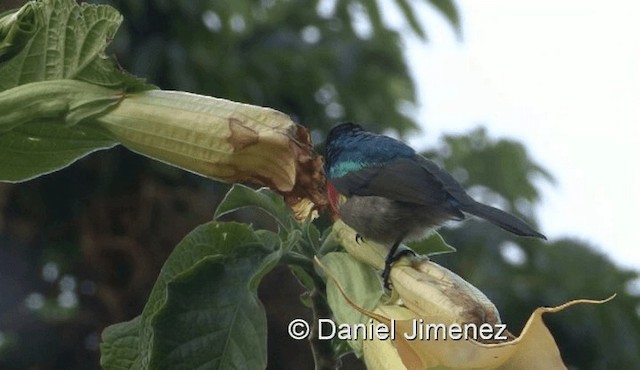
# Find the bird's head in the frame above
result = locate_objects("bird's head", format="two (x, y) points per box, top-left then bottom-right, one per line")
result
(326, 122), (365, 145)
(324, 121), (415, 181)
(324, 122), (364, 171)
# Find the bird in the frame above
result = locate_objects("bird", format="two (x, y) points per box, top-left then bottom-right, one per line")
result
(324, 122), (546, 288)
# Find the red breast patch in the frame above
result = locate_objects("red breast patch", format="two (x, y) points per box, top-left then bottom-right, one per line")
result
(326, 181), (340, 214)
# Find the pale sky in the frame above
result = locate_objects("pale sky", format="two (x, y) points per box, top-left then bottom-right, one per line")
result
(396, 0), (640, 271)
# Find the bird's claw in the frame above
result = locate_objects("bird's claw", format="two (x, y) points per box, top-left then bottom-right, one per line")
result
(382, 264), (392, 290)
(382, 249), (416, 290)
(355, 234), (364, 244)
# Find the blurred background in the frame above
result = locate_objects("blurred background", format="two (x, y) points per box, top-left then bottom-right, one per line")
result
(0, 0), (638, 369)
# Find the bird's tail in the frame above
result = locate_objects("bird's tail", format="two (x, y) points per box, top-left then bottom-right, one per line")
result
(459, 201), (547, 239)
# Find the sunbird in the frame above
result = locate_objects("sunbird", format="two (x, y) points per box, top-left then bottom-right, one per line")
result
(324, 122), (546, 287)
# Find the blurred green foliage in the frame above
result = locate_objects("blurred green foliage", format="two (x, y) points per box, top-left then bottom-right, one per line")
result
(106, 0), (427, 135)
(430, 129), (640, 369)
(0, 0), (638, 369)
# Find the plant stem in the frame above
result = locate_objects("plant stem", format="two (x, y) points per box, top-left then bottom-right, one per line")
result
(309, 285), (340, 370)
(317, 231), (339, 255)
(283, 252), (340, 369)
(281, 252), (314, 270)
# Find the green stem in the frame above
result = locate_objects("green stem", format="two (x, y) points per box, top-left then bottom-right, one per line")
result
(281, 252), (314, 269)
(283, 252), (339, 369)
(309, 285), (340, 370)
(318, 230), (339, 255)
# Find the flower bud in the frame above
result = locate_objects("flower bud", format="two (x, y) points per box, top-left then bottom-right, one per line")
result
(95, 89), (326, 219)
(390, 257), (501, 326)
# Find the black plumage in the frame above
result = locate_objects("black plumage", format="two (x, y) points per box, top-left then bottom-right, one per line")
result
(325, 122), (546, 287)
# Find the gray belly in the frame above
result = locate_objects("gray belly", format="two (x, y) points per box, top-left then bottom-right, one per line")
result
(339, 196), (454, 248)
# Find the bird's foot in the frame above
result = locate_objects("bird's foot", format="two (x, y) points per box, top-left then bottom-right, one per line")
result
(355, 233), (364, 244)
(382, 249), (416, 290)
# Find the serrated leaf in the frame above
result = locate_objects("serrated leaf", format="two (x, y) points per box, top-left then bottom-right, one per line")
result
(406, 231), (456, 256)
(215, 184), (295, 230)
(321, 252), (384, 356)
(100, 222), (282, 370)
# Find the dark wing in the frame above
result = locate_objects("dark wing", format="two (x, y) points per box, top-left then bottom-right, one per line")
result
(332, 155), (547, 239)
(331, 156), (467, 218)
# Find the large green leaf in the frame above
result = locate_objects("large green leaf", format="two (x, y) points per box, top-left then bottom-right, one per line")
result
(321, 252), (384, 356)
(0, 80), (122, 181)
(101, 222), (282, 370)
(214, 184), (297, 230)
(0, 0), (145, 90)
(0, 0), (151, 182)
(149, 256), (269, 369)
(407, 231), (456, 256)
(100, 316), (142, 370)
(0, 120), (117, 181)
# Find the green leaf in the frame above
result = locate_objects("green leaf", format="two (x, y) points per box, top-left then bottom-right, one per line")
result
(321, 252), (384, 356)
(301, 221), (321, 250)
(149, 255), (269, 370)
(318, 226), (340, 255)
(0, 121), (116, 182)
(361, 0), (384, 35)
(0, 80), (121, 182)
(0, 80), (122, 132)
(428, 0), (461, 38)
(288, 264), (316, 296)
(138, 222), (274, 346)
(394, 0), (426, 39)
(406, 231), (456, 256)
(100, 316), (142, 370)
(214, 184), (296, 230)
(255, 229), (283, 255)
(0, 3), (40, 63)
(100, 222), (282, 370)
(0, 0), (147, 91)
(0, 0), (151, 182)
